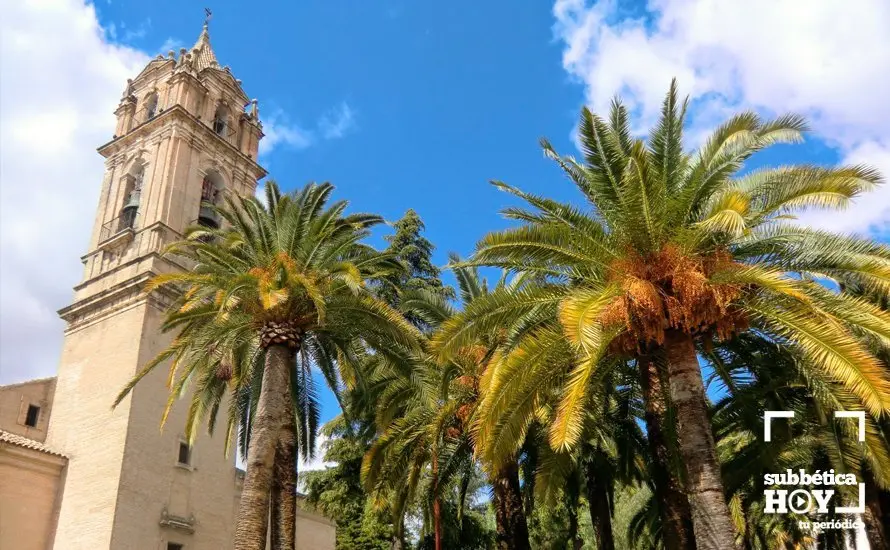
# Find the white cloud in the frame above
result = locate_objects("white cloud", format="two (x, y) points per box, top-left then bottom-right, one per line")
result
(258, 102), (357, 158)
(0, 2), (359, 384)
(0, 0), (149, 383)
(318, 102), (356, 140)
(552, 0), (890, 235)
(258, 112), (314, 158)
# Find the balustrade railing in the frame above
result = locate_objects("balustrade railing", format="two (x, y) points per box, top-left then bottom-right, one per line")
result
(99, 210), (138, 243)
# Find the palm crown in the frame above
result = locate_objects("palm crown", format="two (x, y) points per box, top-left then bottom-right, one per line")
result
(115, 181), (420, 550)
(433, 80), (890, 549)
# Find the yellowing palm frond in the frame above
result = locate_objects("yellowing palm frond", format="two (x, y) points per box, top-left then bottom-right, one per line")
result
(747, 297), (890, 416)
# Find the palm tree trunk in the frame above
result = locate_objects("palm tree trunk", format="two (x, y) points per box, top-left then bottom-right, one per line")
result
(390, 519), (405, 550)
(585, 461), (615, 550)
(567, 497), (582, 550)
(663, 332), (738, 550)
(432, 450), (442, 550)
(881, 487), (890, 540)
(638, 355), (695, 550)
(864, 473), (888, 550)
(270, 397), (297, 550)
(234, 343), (295, 550)
(493, 460), (531, 550)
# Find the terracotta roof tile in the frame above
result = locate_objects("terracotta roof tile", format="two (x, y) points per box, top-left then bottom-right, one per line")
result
(0, 430), (67, 458)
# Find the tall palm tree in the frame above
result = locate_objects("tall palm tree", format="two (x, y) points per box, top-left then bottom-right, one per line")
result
(366, 260), (533, 549)
(433, 81), (890, 549)
(115, 181), (420, 550)
(402, 260), (533, 550)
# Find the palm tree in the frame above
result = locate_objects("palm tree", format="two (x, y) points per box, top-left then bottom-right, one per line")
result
(115, 181), (420, 550)
(706, 332), (890, 549)
(402, 260), (532, 550)
(366, 261), (533, 549)
(433, 81), (890, 550)
(530, 363), (646, 550)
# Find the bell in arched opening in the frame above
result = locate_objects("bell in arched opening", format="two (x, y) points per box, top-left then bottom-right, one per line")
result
(198, 175), (221, 229)
(118, 167), (143, 231)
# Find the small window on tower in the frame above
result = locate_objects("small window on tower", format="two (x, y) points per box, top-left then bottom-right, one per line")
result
(167, 543), (184, 550)
(24, 405), (40, 427)
(177, 441), (192, 467)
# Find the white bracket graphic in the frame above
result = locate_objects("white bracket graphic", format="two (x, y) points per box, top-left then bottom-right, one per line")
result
(834, 410), (866, 442)
(764, 411), (794, 442)
(836, 482), (866, 514)
(764, 410), (865, 442)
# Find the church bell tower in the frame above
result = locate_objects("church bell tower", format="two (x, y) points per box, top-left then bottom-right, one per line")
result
(46, 20), (266, 550)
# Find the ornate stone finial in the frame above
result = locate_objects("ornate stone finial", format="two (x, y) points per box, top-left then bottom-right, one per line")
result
(122, 78), (133, 99)
(250, 99), (259, 119)
(179, 47), (187, 58)
(168, 50), (175, 59)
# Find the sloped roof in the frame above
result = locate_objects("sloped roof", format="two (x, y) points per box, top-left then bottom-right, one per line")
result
(0, 430), (67, 458)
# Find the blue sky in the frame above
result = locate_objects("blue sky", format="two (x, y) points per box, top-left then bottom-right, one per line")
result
(2, 1), (889, 432)
(91, 1), (600, 424)
(97, 0), (585, 247)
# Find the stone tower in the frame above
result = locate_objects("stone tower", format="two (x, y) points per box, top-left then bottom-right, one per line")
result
(45, 21), (266, 550)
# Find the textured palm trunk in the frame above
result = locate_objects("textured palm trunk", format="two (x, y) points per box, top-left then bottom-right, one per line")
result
(864, 473), (888, 550)
(234, 343), (295, 550)
(585, 462), (615, 550)
(881, 487), (890, 539)
(493, 460), (531, 550)
(638, 356), (696, 550)
(432, 450), (442, 550)
(270, 397), (297, 550)
(567, 499), (582, 550)
(390, 519), (405, 550)
(664, 332), (738, 550)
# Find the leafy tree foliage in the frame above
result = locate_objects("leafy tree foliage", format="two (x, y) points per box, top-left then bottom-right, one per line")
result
(377, 209), (454, 312)
(303, 420), (392, 550)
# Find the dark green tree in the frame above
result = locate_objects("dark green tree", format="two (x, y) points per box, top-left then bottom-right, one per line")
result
(304, 210), (454, 549)
(378, 209), (453, 313)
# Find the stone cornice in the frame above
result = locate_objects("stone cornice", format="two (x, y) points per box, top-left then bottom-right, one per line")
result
(59, 268), (180, 333)
(97, 105), (266, 180)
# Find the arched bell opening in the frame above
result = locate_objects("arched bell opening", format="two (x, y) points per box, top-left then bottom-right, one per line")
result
(119, 164), (145, 231)
(198, 171), (224, 230)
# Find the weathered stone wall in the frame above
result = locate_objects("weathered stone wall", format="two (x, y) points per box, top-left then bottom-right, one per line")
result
(0, 378), (55, 442)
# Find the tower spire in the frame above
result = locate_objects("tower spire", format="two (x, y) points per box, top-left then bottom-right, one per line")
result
(188, 8), (218, 71)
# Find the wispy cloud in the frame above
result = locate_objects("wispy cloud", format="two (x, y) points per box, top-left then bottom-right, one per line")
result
(318, 102), (357, 140)
(157, 37), (183, 55)
(259, 111), (314, 157)
(259, 101), (358, 158)
(121, 17), (151, 42)
(552, 0), (890, 236)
